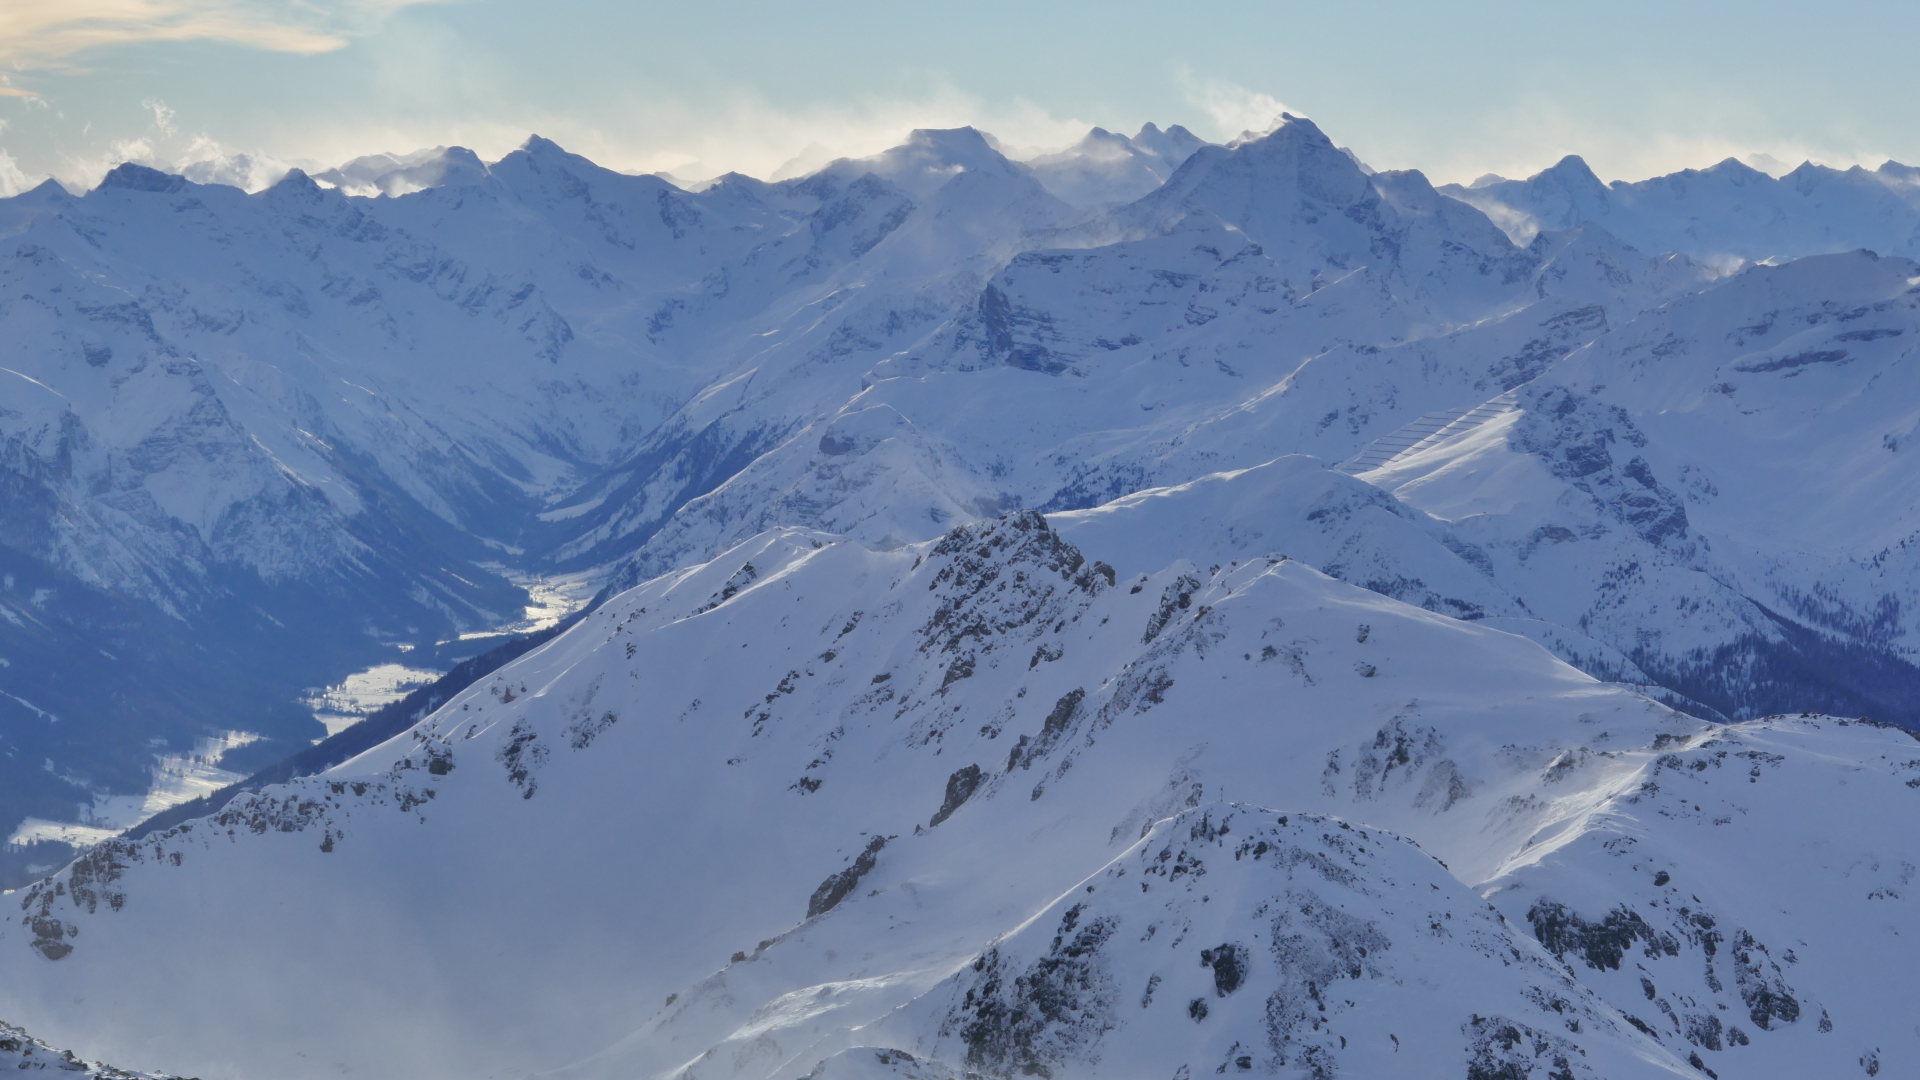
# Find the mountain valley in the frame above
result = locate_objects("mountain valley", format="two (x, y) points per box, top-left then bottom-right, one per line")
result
(3, 113), (1920, 1079)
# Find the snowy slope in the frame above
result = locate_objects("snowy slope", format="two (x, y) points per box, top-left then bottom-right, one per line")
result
(602, 118), (1716, 596)
(587, 131), (1726, 750)
(0, 1018), (184, 1079)
(0, 114), (1738, 856)
(0, 155), (653, 844)
(1480, 714), (1920, 1078)
(1364, 249), (1920, 722)
(518, 125), (1090, 571)
(872, 806), (1688, 1080)
(1046, 456), (1656, 688)
(0, 125), (1079, 848)
(1024, 124), (1207, 208)
(8, 509), (1910, 1080)
(12, 112), (1920, 1044)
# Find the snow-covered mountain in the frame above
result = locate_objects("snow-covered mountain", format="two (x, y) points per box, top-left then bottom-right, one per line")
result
(598, 117), (1912, 730)
(1442, 153), (1920, 264)
(3, 510), (1914, 1080)
(1023, 123), (1206, 208)
(0, 124), (1086, 864)
(8, 109), (1920, 1078)
(7, 111), (1920, 886)
(597, 117), (1713, 591)
(312, 146), (490, 197)
(1361, 248), (1920, 723)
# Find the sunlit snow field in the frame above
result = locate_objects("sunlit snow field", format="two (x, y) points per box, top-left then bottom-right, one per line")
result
(6, 730), (261, 851)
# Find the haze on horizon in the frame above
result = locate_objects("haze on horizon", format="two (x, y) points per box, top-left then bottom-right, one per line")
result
(0, 0), (1912, 195)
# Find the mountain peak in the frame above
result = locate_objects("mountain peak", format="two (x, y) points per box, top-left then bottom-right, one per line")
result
(900, 126), (1003, 165)
(1518, 154), (1611, 205)
(1208, 112), (1367, 197)
(1076, 126), (1129, 148)
(1541, 154), (1603, 184)
(1228, 111), (1328, 151)
(97, 163), (187, 195)
(1131, 122), (1207, 168)
(826, 125), (1027, 200)
(1133, 111), (1369, 218)
(1878, 159), (1920, 183)
(315, 146), (489, 196)
(272, 167), (320, 191)
(263, 168), (326, 204)
(1115, 111), (1396, 272)
(24, 177), (73, 201)
(1701, 156), (1769, 181)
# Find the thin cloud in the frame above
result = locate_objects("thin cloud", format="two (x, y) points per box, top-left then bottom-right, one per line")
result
(143, 98), (176, 136)
(21, 83), (1104, 194)
(1175, 68), (1297, 142)
(0, 150), (30, 197)
(250, 84), (1098, 184)
(0, 1), (440, 69)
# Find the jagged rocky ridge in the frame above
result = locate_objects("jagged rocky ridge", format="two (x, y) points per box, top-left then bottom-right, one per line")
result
(0, 1018), (187, 1079)
(888, 805), (1680, 1080)
(4, 512), (1917, 1079)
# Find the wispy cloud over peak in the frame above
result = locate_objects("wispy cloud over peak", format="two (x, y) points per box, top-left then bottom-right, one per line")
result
(1175, 68), (1297, 142)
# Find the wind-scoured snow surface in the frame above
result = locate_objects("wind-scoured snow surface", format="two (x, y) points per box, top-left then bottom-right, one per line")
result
(7, 112), (1920, 1077)
(1, 511), (1915, 1079)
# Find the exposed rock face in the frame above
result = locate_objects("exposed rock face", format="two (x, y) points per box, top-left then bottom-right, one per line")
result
(3, 509), (1915, 1080)
(0, 1018), (189, 1079)
(909, 806), (1679, 1080)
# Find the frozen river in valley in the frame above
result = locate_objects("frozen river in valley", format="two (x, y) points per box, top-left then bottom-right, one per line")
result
(303, 566), (604, 737)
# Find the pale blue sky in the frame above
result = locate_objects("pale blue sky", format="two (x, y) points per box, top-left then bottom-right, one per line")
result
(1, 0), (1912, 191)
